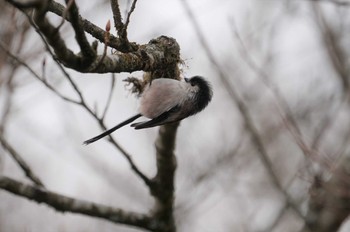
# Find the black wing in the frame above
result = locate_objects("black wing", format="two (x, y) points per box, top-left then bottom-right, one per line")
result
(131, 106), (180, 129)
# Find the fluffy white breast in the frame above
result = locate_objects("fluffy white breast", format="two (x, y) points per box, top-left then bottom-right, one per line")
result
(139, 79), (188, 118)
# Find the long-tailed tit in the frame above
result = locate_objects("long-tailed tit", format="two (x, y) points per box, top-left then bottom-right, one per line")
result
(83, 76), (213, 145)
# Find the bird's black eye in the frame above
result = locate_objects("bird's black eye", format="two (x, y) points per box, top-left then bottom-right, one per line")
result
(190, 82), (195, 86)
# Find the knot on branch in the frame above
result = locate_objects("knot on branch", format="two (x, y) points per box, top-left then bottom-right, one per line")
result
(139, 36), (181, 80)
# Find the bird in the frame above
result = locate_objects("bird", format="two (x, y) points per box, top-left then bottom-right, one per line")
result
(83, 76), (213, 145)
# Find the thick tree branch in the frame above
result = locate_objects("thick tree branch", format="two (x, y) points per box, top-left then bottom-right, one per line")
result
(46, 0), (137, 51)
(6, 1), (180, 74)
(30, 0), (91, 70)
(64, 0), (95, 63)
(0, 176), (155, 231)
(6, 0), (137, 51)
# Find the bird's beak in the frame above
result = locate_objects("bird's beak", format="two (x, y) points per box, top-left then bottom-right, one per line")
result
(184, 78), (189, 82)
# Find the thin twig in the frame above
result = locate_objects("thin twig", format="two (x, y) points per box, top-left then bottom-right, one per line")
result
(278, 110), (335, 173)
(102, 73), (116, 119)
(7, 0), (158, 189)
(310, 100), (344, 150)
(15, 14), (151, 187)
(6, 0), (138, 51)
(2, 39), (152, 190)
(56, 0), (74, 30)
(124, 0), (138, 31)
(230, 22), (302, 137)
(0, 41), (81, 105)
(107, 138), (152, 187)
(0, 137), (45, 187)
(47, 0), (136, 51)
(88, 20), (110, 72)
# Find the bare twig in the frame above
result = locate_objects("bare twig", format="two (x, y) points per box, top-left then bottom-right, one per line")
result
(1, 40), (151, 188)
(0, 176), (155, 231)
(56, 0), (74, 30)
(0, 41), (81, 105)
(230, 22), (335, 176)
(30, 0), (89, 70)
(88, 20), (110, 72)
(124, 0), (138, 31)
(102, 73), (116, 119)
(107, 137), (152, 188)
(110, 0), (124, 33)
(5, 0), (138, 51)
(0, 137), (45, 187)
(310, 100), (344, 151)
(110, 0), (132, 51)
(230, 23), (302, 137)
(48, 0), (138, 51)
(279, 111), (334, 172)
(176, 136), (245, 218)
(2, 32), (159, 190)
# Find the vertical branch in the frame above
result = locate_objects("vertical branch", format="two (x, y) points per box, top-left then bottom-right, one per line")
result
(150, 122), (179, 232)
(64, 0), (95, 63)
(110, 0), (124, 34)
(110, 0), (132, 51)
(31, 0), (82, 68)
(124, 0), (138, 31)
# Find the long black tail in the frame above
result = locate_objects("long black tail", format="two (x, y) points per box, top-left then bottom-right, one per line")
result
(83, 114), (142, 145)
